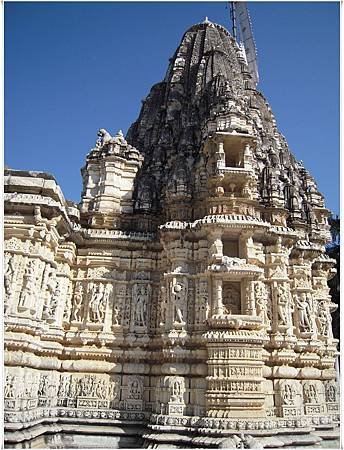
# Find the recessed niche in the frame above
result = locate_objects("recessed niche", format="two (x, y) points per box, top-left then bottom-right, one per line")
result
(222, 239), (239, 258)
(222, 282), (241, 315)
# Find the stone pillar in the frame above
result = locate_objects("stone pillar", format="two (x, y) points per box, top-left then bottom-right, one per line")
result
(243, 142), (253, 170)
(205, 334), (267, 420)
(216, 142), (225, 169)
(208, 230), (223, 262)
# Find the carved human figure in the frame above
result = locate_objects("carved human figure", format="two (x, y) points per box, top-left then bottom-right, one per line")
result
(304, 383), (317, 404)
(170, 378), (184, 403)
(4, 253), (15, 297)
(317, 301), (332, 338)
(18, 260), (36, 310)
(88, 284), (106, 323)
(171, 280), (187, 325)
(295, 293), (313, 333)
(43, 271), (57, 318)
(276, 284), (293, 327)
(281, 383), (296, 406)
(254, 282), (270, 325)
(95, 379), (107, 399)
(4, 375), (15, 398)
(128, 376), (143, 400)
(72, 284), (84, 322)
(158, 285), (167, 326)
(113, 303), (122, 326)
(38, 375), (49, 397)
(63, 282), (73, 322)
(325, 382), (337, 403)
(110, 379), (120, 405)
(223, 285), (241, 315)
(58, 375), (70, 399)
(49, 280), (61, 319)
(133, 284), (150, 327)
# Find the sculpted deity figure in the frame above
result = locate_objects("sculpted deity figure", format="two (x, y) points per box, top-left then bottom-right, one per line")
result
(171, 280), (187, 325)
(4, 374), (15, 398)
(4, 253), (16, 297)
(276, 284), (293, 328)
(158, 286), (167, 326)
(18, 260), (36, 310)
(43, 271), (57, 318)
(63, 283), (72, 322)
(38, 375), (49, 397)
(254, 282), (270, 325)
(295, 293), (313, 333)
(133, 283), (151, 327)
(325, 382), (337, 403)
(96, 379), (105, 399)
(170, 377), (185, 403)
(72, 284), (84, 322)
(49, 280), (61, 320)
(88, 284), (106, 323)
(317, 301), (332, 338)
(128, 376), (143, 400)
(113, 303), (122, 326)
(281, 383), (296, 406)
(57, 375), (70, 399)
(304, 383), (317, 404)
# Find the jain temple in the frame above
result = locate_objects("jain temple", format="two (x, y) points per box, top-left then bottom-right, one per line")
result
(4, 13), (340, 449)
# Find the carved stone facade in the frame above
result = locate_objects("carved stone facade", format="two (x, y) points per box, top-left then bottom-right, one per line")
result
(4, 18), (339, 448)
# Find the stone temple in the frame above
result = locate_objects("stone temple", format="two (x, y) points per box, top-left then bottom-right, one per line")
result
(4, 17), (339, 449)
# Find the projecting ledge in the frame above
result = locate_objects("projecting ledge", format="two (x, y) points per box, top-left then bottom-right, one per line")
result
(208, 314), (264, 330)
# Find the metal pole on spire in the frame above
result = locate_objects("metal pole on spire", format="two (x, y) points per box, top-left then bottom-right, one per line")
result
(229, 2), (237, 41)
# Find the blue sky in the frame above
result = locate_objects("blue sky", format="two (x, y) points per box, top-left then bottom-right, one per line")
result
(5, 2), (339, 214)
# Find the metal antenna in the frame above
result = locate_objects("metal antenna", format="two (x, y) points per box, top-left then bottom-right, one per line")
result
(229, 2), (237, 41)
(233, 2), (260, 85)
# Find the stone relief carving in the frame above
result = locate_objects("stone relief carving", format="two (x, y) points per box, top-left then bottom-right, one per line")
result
(325, 380), (338, 403)
(18, 259), (37, 311)
(303, 382), (318, 404)
(72, 283), (84, 322)
(48, 279), (61, 321)
(132, 283), (151, 328)
(275, 283), (293, 329)
(4, 253), (18, 313)
(170, 278), (188, 325)
(88, 283), (111, 323)
(317, 300), (333, 338)
(294, 292), (313, 333)
(4, 253), (16, 297)
(254, 281), (270, 326)
(127, 376), (143, 400)
(157, 285), (167, 327)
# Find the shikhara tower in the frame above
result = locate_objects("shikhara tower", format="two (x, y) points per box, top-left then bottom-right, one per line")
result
(4, 17), (339, 448)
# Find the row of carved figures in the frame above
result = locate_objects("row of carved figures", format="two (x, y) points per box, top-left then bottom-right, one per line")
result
(279, 379), (338, 407)
(4, 368), (339, 419)
(4, 370), (143, 409)
(4, 253), (334, 339)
